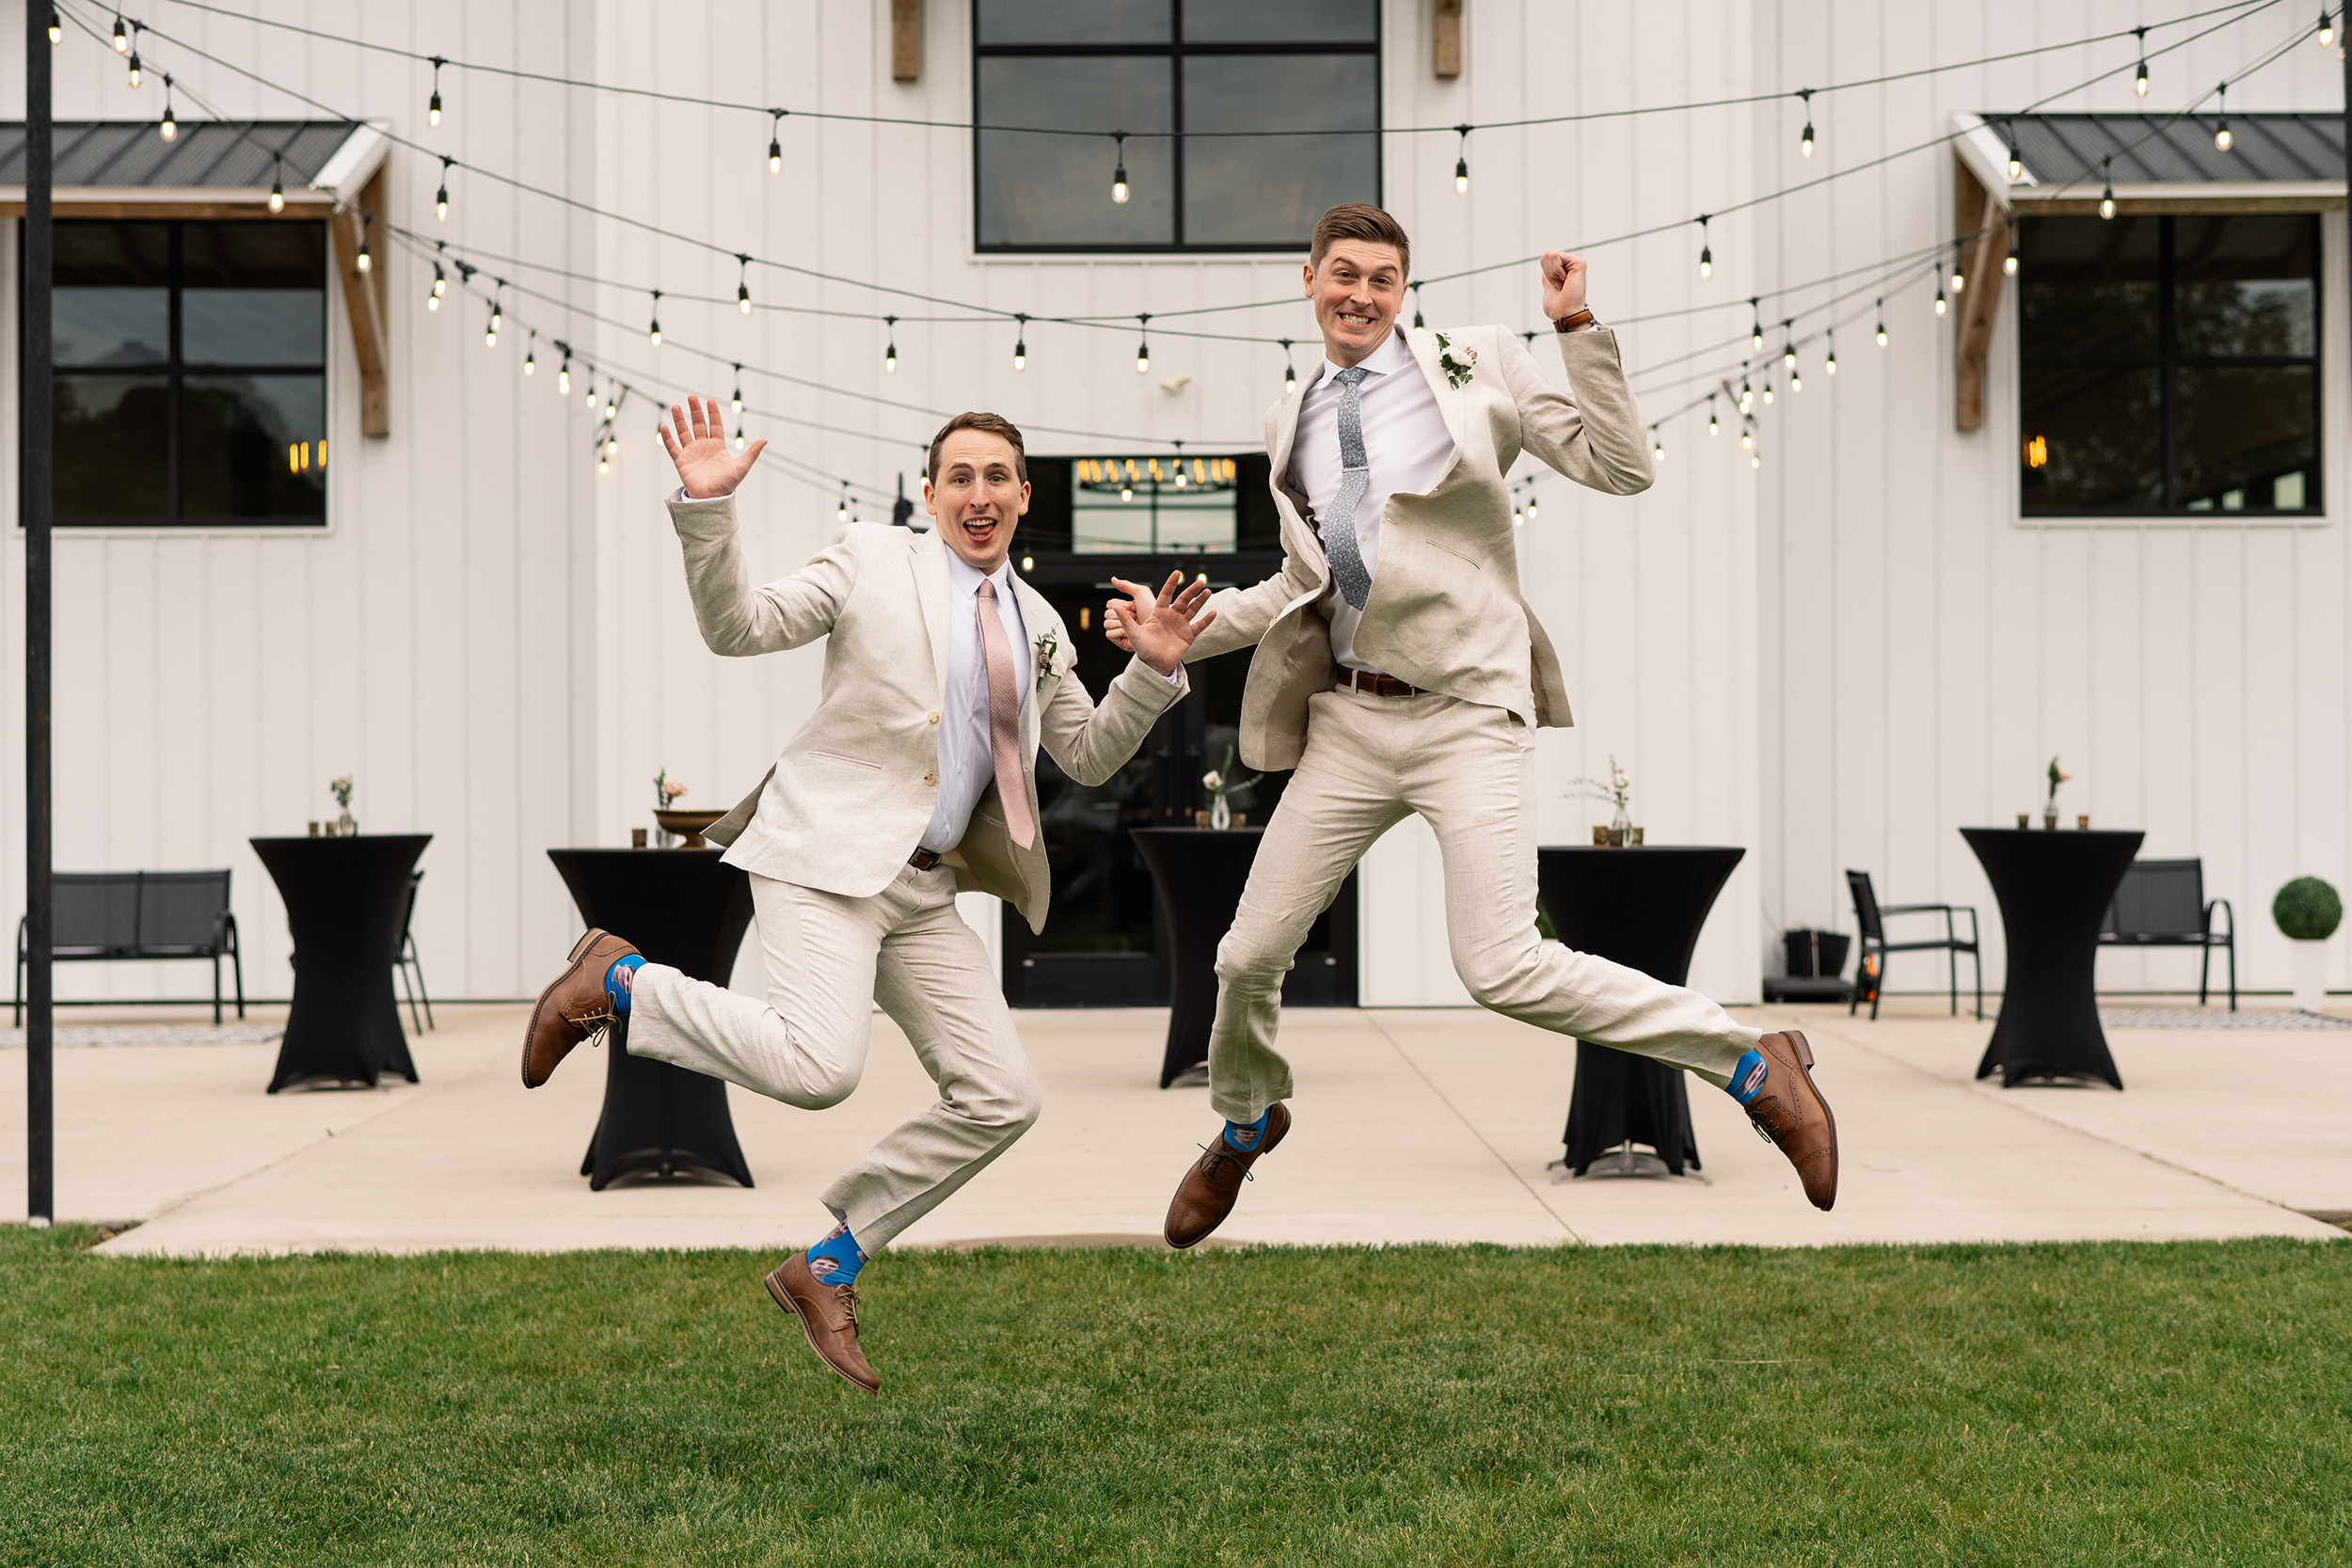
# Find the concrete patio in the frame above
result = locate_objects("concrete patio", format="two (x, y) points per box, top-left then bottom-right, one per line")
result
(5, 995), (2345, 1256)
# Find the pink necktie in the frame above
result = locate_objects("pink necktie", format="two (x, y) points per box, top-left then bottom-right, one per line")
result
(976, 578), (1036, 849)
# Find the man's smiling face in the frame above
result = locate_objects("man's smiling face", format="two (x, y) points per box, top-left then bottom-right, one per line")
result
(924, 430), (1029, 573)
(1304, 239), (1406, 370)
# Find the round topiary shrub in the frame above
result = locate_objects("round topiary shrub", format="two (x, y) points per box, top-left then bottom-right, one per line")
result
(2273, 877), (2344, 942)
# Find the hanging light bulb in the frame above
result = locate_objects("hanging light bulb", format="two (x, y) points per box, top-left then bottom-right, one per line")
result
(1120, 482), (1134, 503)
(436, 157), (452, 221)
(736, 254), (754, 315)
(1135, 314), (1151, 374)
(648, 291), (662, 347)
(1454, 123), (1471, 193)
(111, 12), (128, 53)
(1696, 215), (1713, 279)
(1781, 326), (1796, 370)
(1796, 89), (1815, 159)
(837, 484), (850, 523)
(604, 387), (617, 417)
(426, 269), (442, 310)
(1790, 367), (1803, 393)
(1012, 312), (1028, 372)
(1875, 299), (1887, 345)
(731, 365), (744, 413)
(2007, 131), (2023, 182)
(1762, 377), (1775, 404)
(2005, 228), (2020, 276)
(582, 374), (596, 408)
(127, 38), (143, 88)
(1750, 300), (1764, 352)
(2213, 82), (2232, 150)
(1513, 497), (1523, 525)
(2133, 27), (2149, 95)
(1525, 492), (1538, 522)
(1708, 395), (1720, 436)
(1111, 132), (1130, 204)
(2322, 8), (2338, 46)
(354, 226), (370, 272)
(1751, 450), (1761, 470)
(48, 5), (60, 45)
(558, 356), (571, 396)
(1739, 377), (1754, 413)
(768, 109), (785, 174)
(523, 335), (537, 375)
(484, 297), (500, 348)
(267, 158), (284, 214)
(2099, 159), (2116, 220)
(1951, 245), (1965, 293)
(1281, 338), (1297, 392)
(158, 78), (177, 141)
(428, 55), (445, 127)
(1411, 281), (1425, 330)
(1934, 277), (1947, 316)
(1651, 427), (1665, 462)
(1740, 422), (1755, 451)
(882, 318), (898, 374)
(1825, 333), (1837, 375)
(734, 424), (747, 452)
(606, 432), (619, 460)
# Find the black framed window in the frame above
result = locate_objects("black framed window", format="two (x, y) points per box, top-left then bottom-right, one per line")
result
(2019, 214), (2321, 515)
(41, 218), (327, 526)
(972, 0), (1380, 253)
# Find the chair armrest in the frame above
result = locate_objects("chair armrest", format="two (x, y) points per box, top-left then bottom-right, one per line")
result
(1960, 906), (1979, 946)
(2204, 898), (2233, 942)
(1879, 903), (1955, 915)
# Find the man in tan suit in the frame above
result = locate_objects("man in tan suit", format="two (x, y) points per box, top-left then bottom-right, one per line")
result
(1123, 205), (1839, 1244)
(523, 400), (1212, 1392)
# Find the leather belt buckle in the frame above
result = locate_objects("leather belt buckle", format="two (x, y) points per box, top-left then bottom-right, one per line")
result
(908, 848), (943, 871)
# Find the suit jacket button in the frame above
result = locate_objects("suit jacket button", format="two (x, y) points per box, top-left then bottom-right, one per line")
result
(924, 771), (939, 786)
(927, 710), (941, 724)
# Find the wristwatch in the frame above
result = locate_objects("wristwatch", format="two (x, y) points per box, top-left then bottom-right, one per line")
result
(1552, 308), (1597, 333)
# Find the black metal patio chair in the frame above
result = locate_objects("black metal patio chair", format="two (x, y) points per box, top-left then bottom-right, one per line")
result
(1846, 868), (1980, 1020)
(395, 869), (434, 1034)
(2099, 857), (2234, 1010)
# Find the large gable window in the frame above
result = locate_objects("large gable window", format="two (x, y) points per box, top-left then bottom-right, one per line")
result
(50, 219), (328, 527)
(2019, 214), (2321, 516)
(972, 0), (1380, 253)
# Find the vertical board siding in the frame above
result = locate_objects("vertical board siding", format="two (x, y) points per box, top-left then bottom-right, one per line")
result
(0, 0), (2342, 1010)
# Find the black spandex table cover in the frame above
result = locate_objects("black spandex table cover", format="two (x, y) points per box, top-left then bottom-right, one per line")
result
(1130, 828), (1357, 1089)
(1961, 827), (2143, 1089)
(1534, 846), (1746, 1177)
(547, 848), (757, 1190)
(252, 835), (428, 1093)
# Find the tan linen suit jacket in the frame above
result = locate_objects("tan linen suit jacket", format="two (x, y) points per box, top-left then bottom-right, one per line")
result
(1184, 325), (1652, 771)
(669, 497), (1187, 932)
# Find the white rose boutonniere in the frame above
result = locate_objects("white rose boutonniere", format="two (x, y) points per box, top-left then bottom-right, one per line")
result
(1033, 629), (1060, 694)
(1434, 331), (1477, 390)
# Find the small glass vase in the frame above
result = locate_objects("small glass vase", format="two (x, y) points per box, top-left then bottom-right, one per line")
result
(2042, 805), (2058, 831)
(1611, 802), (1632, 844)
(1209, 792), (1232, 831)
(335, 810), (357, 837)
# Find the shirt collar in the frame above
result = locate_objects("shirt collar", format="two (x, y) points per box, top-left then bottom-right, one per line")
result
(946, 549), (1017, 602)
(1312, 325), (1415, 392)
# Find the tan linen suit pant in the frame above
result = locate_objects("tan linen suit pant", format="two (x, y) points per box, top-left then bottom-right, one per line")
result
(1208, 685), (1762, 1124)
(626, 861), (1039, 1250)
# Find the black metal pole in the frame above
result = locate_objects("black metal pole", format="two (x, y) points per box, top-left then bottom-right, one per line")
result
(24, 0), (55, 1227)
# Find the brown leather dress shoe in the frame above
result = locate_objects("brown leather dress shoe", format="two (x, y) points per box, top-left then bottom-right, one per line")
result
(1164, 1101), (1291, 1248)
(766, 1251), (880, 1394)
(520, 928), (639, 1088)
(1741, 1029), (1838, 1210)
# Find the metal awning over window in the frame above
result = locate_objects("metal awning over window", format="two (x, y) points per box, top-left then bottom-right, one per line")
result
(1957, 112), (2347, 215)
(0, 119), (394, 436)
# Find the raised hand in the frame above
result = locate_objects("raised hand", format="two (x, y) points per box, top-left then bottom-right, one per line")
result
(1104, 570), (1216, 676)
(1540, 250), (1589, 321)
(659, 394), (767, 499)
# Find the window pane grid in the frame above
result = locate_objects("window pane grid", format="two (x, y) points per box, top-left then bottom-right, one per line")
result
(39, 218), (326, 527)
(2020, 214), (2320, 516)
(973, 0), (1380, 253)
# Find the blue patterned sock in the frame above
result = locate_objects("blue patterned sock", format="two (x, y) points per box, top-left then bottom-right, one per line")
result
(805, 1221), (866, 1287)
(603, 954), (644, 1014)
(1728, 1048), (1770, 1107)
(1222, 1107), (1272, 1152)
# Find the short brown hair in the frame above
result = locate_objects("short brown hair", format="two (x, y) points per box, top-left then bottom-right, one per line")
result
(927, 411), (1028, 487)
(1310, 203), (1410, 280)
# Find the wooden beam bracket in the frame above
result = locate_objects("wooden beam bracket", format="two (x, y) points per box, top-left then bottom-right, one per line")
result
(1434, 0), (1463, 78)
(1953, 154), (2010, 434)
(891, 0), (920, 83)
(326, 163), (390, 436)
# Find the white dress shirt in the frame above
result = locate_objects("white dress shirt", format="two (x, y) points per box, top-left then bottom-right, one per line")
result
(1286, 325), (1458, 672)
(922, 551), (1034, 855)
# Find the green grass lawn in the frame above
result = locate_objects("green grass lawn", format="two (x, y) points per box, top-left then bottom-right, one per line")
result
(3, 1227), (2347, 1566)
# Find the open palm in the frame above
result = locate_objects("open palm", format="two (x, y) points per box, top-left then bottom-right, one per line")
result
(660, 394), (767, 499)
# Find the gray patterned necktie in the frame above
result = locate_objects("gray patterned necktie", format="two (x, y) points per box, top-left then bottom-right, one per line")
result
(1322, 366), (1374, 610)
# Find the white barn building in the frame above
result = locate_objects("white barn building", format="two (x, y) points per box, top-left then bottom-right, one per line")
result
(2, 0), (2345, 1013)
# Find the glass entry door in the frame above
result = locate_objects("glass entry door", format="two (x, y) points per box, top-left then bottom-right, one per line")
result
(999, 551), (1358, 1008)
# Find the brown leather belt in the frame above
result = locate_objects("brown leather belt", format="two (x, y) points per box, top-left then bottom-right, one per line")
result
(1338, 668), (1422, 697)
(908, 848), (944, 871)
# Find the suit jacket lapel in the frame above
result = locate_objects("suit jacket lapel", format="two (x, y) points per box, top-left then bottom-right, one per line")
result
(1405, 326), (1469, 454)
(910, 529), (952, 697)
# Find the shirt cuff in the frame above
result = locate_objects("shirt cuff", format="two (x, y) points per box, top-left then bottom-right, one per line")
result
(675, 484), (735, 502)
